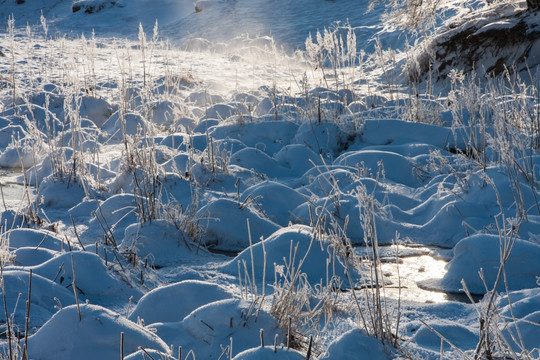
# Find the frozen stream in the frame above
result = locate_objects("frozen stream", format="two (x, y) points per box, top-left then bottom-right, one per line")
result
(355, 245), (476, 304)
(0, 166), (476, 305)
(0, 168), (35, 212)
(211, 244), (476, 305)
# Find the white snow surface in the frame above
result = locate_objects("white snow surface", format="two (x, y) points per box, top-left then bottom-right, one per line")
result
(26, 304), (169, 360)
(0, 0), (540, 359)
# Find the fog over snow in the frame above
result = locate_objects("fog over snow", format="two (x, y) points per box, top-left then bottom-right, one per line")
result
(0, 0), (540, 359)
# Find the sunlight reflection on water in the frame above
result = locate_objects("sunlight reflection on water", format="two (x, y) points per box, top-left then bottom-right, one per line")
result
(354, 245), (471, 304)
(380, 253), (449, 303)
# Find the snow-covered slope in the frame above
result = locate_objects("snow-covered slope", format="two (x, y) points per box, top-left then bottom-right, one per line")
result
(0, 0), (397, 52)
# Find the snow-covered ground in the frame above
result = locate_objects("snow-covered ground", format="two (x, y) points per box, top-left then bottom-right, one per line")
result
(0, 0), (540, 359)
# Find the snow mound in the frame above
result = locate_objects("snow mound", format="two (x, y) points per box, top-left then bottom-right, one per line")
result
(13, 247), (57, 266)
(497, 288), (540, 353)
(31, 251), (142, 302)
(230, 147), (286, 176)
(360, 119), (463, 149)
(424, 234), (540, 294)
(27, 304), (169, 360)
(324, 328), (392, 360)
(128, 279), (232, 324)
(274, 144), (324, 177)
(221, 225), (358, 287)
(293, 122), (350, 157)
(334, 150), (420, 187)
(197, 198), (281, 251)
(181, 298), (282, 358)
(150, 100), (177, 128)
(88, 193), (137, 239)
(121, 220), (208, 267)
(101, 112), (148, 141)
(232, 346), (305, 360)
(411, 320), (478, 352)
(241, 181), (306, 226)
(79, 96), (115, 128)
(124, 349), (175, 360)
(208, 121), (298, 156)
(0, 270), (74, 329)
(38, 177), (88, 209)
(6, 228), (70, 252)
